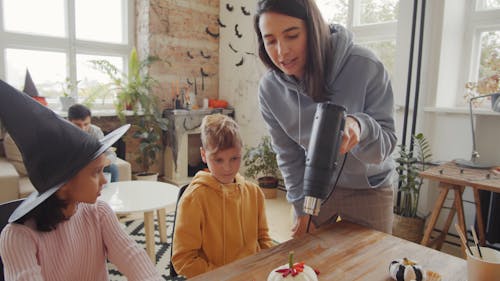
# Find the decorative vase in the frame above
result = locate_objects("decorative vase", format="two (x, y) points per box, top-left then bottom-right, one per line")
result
(59, 96), (76, 111)
(392, 214), (425, 243)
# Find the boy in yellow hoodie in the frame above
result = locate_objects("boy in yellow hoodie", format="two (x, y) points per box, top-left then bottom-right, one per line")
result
(171, 114), (275, 277)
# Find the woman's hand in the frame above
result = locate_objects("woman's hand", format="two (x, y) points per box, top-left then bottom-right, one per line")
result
(291, 215), (316, 238)
(339, 116), (361, 154)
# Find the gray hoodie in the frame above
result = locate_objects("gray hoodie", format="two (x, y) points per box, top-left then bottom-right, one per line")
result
(258, 24), (397, 216)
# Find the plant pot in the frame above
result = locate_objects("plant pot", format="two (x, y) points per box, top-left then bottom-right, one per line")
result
(258, 176), (278, 199)
(392, 214), (425, 243)
(60, 96), (76, 111)
(134, 172), (158, 181)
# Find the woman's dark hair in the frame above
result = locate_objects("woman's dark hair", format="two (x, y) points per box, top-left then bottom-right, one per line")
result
(68, 103), (91, 120)
(254, 0), (333, 102)
(16, 193), (69, 232)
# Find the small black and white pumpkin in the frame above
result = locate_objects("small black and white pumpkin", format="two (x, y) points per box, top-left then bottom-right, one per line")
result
(389, 258), (424, 281)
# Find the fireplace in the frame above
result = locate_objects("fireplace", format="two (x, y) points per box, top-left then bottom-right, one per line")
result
(163, 108), (235, 185)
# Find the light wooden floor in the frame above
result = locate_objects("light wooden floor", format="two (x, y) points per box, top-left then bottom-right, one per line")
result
(264, 190), (294, 243)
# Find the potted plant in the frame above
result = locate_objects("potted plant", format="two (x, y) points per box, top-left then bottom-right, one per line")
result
(91, 48), (168, 179)
(243, 136), (281, 199)
(393, 133), (432, 243)
(59, 77), (77, 111)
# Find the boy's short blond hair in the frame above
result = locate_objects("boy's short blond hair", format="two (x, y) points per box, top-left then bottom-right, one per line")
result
(201, 114), (242, 153)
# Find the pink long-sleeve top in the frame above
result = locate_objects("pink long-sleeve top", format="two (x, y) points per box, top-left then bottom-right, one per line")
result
(0, 200), (162, 281)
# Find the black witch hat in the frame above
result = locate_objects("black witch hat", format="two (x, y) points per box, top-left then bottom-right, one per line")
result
(0, 80), (129, 222)
(22, 69), (40, 97)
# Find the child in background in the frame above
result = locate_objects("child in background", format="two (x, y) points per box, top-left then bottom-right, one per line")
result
(172, 114), (275, 278)
(0, 80), (162, 281)
(68, 104), (120, 182)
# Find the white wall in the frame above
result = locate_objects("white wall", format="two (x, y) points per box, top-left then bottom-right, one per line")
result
(218, 0), (268, 156)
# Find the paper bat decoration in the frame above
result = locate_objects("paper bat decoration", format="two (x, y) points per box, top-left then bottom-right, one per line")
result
(205, 27), (219, 38)
(217, 18), (226, 28)
(241, 6), (251, 16)
(236, 57), (244, 67)
(229, 44), (238, 53)
(235, 24), (242, 38)
(200, 51), (211, 59)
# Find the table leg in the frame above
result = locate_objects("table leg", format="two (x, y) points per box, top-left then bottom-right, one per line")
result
(421, 184), (450, 246)
(434, 202), (456, 250)
(157, 208), (167, 243)
(472, 188), (486, 245)
(144, 211), (155, 262)
(454, 186), (467, 257)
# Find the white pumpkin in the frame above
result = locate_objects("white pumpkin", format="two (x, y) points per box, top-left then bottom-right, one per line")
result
(267, 263), (318, 281)
(389, 258), (424, 281)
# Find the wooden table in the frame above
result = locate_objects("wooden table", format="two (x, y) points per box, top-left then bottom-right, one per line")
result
(98, 180), (179, 262)
(419, 162), (500, 256)
(189, 221), (466, 281)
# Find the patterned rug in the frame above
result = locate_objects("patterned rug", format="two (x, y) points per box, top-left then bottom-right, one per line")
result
(107, 214), (186, 281)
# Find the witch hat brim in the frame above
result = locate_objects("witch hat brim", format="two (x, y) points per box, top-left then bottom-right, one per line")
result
(0, 80), (130, 223)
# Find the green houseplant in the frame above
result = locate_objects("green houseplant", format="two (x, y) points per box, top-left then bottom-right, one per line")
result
(393, 133), (432, 243)
(243, 136), (281, 198)
(91, 48), (168, 178)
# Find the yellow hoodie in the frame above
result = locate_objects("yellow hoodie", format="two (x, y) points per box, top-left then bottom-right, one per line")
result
(171, 171), (275, 278)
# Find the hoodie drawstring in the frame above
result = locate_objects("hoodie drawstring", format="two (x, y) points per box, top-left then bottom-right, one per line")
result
(297, 85), (307, 155)
(221, 184), (226, 263)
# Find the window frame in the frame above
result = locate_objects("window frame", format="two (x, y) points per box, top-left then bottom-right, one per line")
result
(332, 0), (399, 42)
(316, 0), (405, 105)
(0, 0), (134, 109)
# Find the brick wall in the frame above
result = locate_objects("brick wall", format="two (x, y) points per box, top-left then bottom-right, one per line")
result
(121, 0), (220, 175)
(137, 0), (220, 110)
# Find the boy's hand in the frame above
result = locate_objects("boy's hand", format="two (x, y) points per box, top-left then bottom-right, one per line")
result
(291, 215), (316, 238)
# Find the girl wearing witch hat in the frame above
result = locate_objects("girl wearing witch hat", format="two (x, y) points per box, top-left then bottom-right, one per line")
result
(0, 80), (163, 281)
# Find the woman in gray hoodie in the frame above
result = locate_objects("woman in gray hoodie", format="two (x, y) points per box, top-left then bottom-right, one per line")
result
(254, 0), (397, 237)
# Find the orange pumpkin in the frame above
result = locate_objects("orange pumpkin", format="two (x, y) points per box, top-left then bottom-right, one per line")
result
(208, 99), (228, 108)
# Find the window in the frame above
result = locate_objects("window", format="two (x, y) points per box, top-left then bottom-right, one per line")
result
(0, 0), (133, 110)
(316, 0), (399, 76)
(315, 1), (500, 109)
(476, 0), (500, 10)
(461, 0), (500, 107)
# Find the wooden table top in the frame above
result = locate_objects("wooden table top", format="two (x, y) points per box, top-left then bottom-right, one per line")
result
(419, 162), (500, 193)
(189, 221), (466, 281)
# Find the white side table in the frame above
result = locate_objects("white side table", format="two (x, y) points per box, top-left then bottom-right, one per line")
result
(98, 180), (179, 262)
